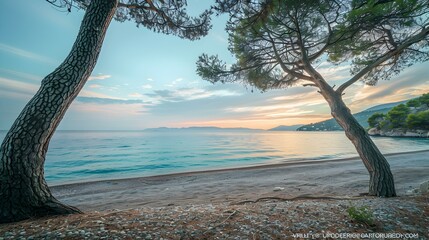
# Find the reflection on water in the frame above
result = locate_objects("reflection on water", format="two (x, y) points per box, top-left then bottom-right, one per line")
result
(0, 130), (428, 185)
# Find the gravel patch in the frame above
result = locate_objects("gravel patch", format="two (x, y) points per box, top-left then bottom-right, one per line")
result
(1, 195), (427, 239)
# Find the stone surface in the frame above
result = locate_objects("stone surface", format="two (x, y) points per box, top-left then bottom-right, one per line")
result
(368, 128), (429, 138)
(419, 180), (429, 194)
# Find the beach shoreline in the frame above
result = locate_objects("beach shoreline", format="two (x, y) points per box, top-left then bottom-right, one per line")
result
(51, 150), (429, 211)
(50, 149), (429, 187)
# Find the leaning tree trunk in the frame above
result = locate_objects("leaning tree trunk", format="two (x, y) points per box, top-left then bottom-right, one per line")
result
(321, 89), (396, 197)
(0, 0), (118, 223)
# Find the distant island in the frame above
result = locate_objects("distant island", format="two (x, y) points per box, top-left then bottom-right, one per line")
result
(368, 93), (429, 138)
(268, 125), (303, 131)
(144, 125), (305, 132)
(143, 126), (263, 132)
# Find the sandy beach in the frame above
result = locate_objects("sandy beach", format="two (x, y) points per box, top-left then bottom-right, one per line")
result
(52, 150), (429, 211)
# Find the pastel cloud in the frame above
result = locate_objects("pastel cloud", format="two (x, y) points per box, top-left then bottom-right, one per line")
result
(88, 74), (111, 81)
(177, 113), (330, 129)
(227, 91), (326, 121)
(88, 84), (102, 89)
(0, 77), (38, 95)
(129, 93), (144, 98)
(0, 43), (56, 65)
(165, 78), (184, 87)
(145, 87), (242, 103)
(79, 89), (120, 99)
(345, 64), (429, 111)
(316, 64), (350, 82)
(76, 97), (143, 105)
(0, 68), (43, 82)
(141, 84), (152, 89)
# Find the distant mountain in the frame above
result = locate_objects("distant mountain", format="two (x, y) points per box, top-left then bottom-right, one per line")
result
(144, 126), (262, 132)
(364, 100), (408, 112)
(268, 125), (304, 131)
(297, 99), (408, 131)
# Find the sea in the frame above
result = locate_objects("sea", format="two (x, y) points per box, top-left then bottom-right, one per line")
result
(0, 130), (428, 185)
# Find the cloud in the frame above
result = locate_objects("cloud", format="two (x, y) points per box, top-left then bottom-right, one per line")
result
(141, 84), (152, 89)
(237, 113), (330, 121)
(0, 77), (38, 95)
(178, 88), (240, 101)
(0, 43), (56, 65)
(129, 93), (144, 98)
(345, 63), (429, 111)
(0, 68), (43, 82)
(317, 64), (350, 81)
(69, 102), (147, 124)
(269, 91), (325, 104)
(265, 109), (314, 118)
(76, 97), (143, 105)
(165, 78), (184, 87)
(79, 89), (120, 99)
(88, 74), (111, 81)
(145, 87), (242, 103)
(178, 112), (331, 129)
(0, 76), (130, 105)
(146, 78), (153, 81)
(88, 84), (102, 89)
(229, 90), (325, 115)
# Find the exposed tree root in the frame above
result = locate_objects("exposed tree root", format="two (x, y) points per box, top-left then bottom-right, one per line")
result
(232, 195), (364, 205)
(0, 198), (82, 224)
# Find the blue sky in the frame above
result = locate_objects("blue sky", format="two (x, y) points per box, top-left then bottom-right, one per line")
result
(1, 0), (428, 130)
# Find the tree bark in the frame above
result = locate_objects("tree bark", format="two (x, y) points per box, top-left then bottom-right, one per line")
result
(320, 88), (396, 197)
(301, 52), (396, 197)
(0, 0), (118, 223)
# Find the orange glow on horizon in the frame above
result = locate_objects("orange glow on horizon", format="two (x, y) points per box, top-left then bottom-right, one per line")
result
(174, 116), (331, 130)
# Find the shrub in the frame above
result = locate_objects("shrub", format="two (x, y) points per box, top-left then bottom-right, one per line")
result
(406, 98), (421, 108)
(347, 205), (374, 226)
(419, 93), (429, 106)
(406, 110), (429, 130)
(368, 113), (386, 128)
(387, 104), (410, 128)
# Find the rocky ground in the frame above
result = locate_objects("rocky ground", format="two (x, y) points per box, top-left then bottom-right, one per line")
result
(1, 194), (428, 240)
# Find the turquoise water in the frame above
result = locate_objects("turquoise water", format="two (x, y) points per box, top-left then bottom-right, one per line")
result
(0, 130), (428, 185)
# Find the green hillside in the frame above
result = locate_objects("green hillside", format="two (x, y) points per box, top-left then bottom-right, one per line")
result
(296, 100), (407, 131)
(368, 93), (429, 131)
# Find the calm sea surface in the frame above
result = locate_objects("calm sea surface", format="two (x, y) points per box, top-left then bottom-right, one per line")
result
(0, 130), (428, 185)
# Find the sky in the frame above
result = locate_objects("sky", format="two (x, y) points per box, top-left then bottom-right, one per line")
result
(0, 0), (428, 131)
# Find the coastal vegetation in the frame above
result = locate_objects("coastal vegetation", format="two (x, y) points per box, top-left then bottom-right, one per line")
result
(197, 0), (429, 198)
(297, 100), (407, 131)
(347, 204), (375, 226)
(297, 94), (429, 134)
(368, 93), (429, 137)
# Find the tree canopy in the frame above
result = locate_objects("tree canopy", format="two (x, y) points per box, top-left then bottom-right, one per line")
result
(197, 0), (429, 93)
(387, 104), (410, 128)
(46, 0), (213, 40)
(406, 111), (429, 130)
(368, 112), (386, 128)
